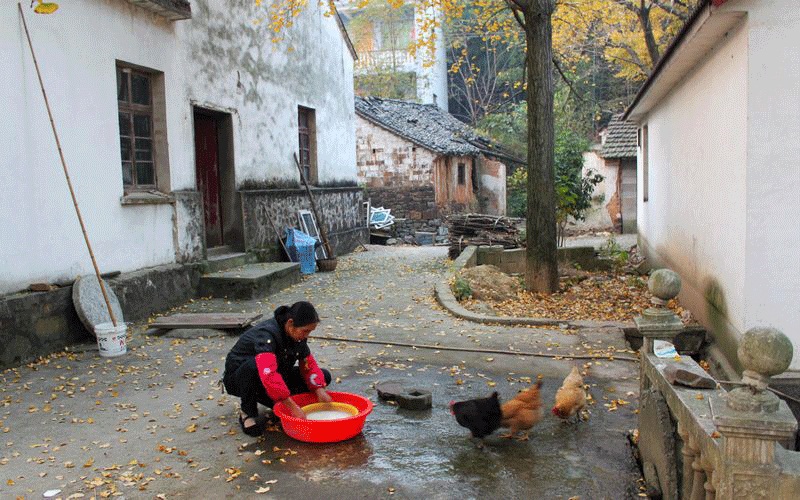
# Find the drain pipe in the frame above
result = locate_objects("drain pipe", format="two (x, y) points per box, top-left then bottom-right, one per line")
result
(312, 335), (640, 363)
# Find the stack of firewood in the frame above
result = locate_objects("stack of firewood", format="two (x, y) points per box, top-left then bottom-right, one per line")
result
(447, 214), (523, 259)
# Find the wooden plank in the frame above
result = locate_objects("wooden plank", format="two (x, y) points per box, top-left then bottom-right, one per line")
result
(150, 313), (262, 329)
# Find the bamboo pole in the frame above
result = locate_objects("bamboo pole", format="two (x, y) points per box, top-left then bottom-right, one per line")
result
(293, 153), (335, 258)
(18, 3), (118, 327)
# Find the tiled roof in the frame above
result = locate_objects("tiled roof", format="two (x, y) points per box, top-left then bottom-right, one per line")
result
(355, 96), (522, 164)
(601, 114), (638, 158)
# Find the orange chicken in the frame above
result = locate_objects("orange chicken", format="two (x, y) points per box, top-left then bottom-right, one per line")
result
(500, 380), (543, 441)
(552, 366), (587, 422)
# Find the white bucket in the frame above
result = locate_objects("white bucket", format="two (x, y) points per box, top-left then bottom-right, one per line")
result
(94, 322), (127, 357)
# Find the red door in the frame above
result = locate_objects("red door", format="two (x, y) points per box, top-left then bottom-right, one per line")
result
(194, 114), (223, 248)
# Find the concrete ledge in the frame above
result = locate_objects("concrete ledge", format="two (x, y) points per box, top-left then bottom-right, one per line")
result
(109, 264), (202, 322)
(0, 287), (91, 367)
(198, 262), (301, 300)
(434, 278), (625, 329)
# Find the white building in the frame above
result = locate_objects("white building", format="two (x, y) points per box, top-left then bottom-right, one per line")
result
(625, 0), (800, 373)
(1, 0), (359, 295)
(337, 0), (449, 111)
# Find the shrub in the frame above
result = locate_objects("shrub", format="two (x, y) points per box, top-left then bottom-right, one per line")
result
(452, 275), (473, 301)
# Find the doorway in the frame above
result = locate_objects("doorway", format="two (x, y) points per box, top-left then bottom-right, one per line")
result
(620, 159), (638, 234)
(193, 108), (242, 251)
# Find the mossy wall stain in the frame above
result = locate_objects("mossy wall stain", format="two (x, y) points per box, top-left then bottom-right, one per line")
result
(704, 277), (742, 372)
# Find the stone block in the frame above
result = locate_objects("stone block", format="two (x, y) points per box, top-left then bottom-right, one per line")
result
(663, 364), (716, 389)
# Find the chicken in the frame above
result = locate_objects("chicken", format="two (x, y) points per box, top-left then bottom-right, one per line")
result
(450, 392), (503, 448)
(552, 366), (587, 422)
(499, 380), (543, 441)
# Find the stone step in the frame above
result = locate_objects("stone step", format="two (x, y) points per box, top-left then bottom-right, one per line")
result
(198, 262), (301, 300)
(201, 252), (258, 274)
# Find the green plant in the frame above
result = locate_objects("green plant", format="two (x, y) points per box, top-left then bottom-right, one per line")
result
(452, 275), (473, 301)
(502, 122), (603, 237)
(600, 237), (629, 271)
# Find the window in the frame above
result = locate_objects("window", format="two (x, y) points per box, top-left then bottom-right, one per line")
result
(116, 64), (169, 197)
(642, 125), (649, 202)
(471, 162), (479, 193)
(118, 66), (157, 189)
(457, 162), (466, 185)
(298, 106), (317, 184)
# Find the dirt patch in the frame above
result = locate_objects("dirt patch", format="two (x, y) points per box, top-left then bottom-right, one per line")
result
(461, 270), (689, 323)
(459, 265), (521, 302)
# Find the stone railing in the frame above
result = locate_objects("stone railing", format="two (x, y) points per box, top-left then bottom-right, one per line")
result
(636, 269), (800, 499)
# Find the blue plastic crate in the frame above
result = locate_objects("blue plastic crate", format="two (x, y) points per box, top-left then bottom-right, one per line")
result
(285, 228), (317, 274)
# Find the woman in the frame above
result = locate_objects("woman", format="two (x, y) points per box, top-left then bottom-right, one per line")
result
(223, 301), (332, 437)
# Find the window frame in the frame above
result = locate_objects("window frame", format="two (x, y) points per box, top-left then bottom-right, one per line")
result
(298, 106), (318, 185)
(116, 62), (170, 199)
(457, 162), (466, 185)
(117, 66), (157, 191)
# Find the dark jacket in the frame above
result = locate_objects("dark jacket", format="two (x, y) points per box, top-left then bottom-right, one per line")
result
(224, 316), (311, 384)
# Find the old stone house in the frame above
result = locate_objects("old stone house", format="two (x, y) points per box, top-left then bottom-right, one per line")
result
(355, 96), (519, 236)
(624, 0), (800, 375)
(572, 115), (638, 235)
(1, 0), (364, 366)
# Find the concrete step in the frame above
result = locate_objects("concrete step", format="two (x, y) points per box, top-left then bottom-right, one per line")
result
(201, 252), (258, 274)
(198, 262), (301, 300)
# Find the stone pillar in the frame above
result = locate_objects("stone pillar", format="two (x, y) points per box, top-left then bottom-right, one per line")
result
(634, 269), (684, 354)
(711, 327), (797, 499)
(635, 269), (684, 392)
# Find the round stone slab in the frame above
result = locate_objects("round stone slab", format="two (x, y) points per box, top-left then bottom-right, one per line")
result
(72, 275), (124, 337)
(375, 381), (406, 401)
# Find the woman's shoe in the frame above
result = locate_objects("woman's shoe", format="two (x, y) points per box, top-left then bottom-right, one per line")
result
(239, 414), (268, 437)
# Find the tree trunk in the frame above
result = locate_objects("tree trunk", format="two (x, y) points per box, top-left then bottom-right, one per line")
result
(638, 2), (661, 67)
(522, 0), (558, 293)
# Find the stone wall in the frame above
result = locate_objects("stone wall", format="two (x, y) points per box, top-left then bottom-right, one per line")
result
(0, 263), (201, 369)
(241, 187), (368, 259)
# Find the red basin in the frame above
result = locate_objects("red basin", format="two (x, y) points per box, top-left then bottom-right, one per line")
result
(273, 391), (373, 443)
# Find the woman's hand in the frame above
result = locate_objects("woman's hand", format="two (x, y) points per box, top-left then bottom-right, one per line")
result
(315, 387), (332, 403)
(282, 397), (306, 419)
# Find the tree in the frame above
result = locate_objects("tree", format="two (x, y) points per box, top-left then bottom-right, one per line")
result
(508, 0), (559, 293)
(554, 0), (697, 82)
(260, 0), (560, 293)
(502, 109), (602, 246)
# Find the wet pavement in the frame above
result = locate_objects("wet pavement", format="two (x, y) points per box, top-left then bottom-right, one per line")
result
(1, 246), (642, 499)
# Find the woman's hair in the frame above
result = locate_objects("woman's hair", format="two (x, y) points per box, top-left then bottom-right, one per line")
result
(274, 301), (320, 328)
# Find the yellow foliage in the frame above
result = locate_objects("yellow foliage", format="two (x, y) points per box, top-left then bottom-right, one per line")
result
(256, 0), (694, 84)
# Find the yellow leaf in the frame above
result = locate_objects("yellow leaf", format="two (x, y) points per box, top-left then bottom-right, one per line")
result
(83, 457), (94, 468)
(185, 423), (197, 433)
(34, 2), (59, 15)
(255, 486), (271, 494)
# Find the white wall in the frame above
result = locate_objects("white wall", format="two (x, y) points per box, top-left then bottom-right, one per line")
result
(742, 0), (800, 370)
(637, 19), (749, 355)
(414, 2), (448, 111)
(1, 0), (356, 295)
(176, 0), (356, 186)
(1, 1), (180, 294)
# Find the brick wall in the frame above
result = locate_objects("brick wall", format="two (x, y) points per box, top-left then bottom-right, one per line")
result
(356, 116), (437, 187)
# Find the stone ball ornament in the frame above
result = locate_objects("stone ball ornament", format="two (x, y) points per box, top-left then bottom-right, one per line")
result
(738, 327), (793, 378)
(648, 269), (682, 303)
